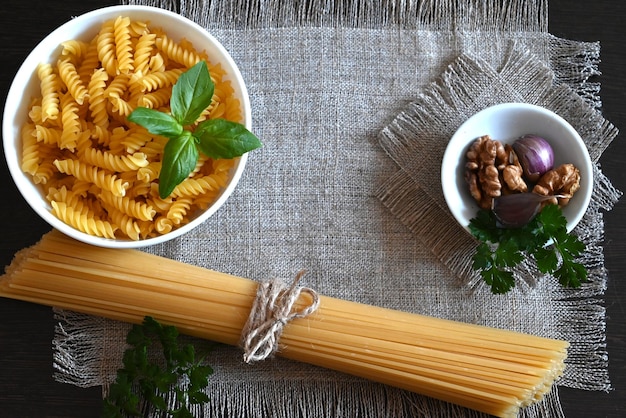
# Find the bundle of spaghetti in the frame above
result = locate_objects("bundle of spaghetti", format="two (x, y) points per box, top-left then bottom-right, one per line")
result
(0, 230), (568, 418)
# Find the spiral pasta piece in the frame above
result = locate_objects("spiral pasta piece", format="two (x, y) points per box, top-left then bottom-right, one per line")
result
(28, 105), (45, 125)
(113, 16), (134, 75)
(51, 201), (117, 239)
(155, 34), (202, 69)
(128, 19), (149, 37)
(47, 186), (104, 218)
(166, 197), (193, 226)
(118, 127), (153, 153)
(80, 147), (149, 172)
(171, 174), (224, 198)
(148, 52), (166, 73)
(70, 180), (93, 197)
(139, 86), (172, 109)
(77, 38), (101, 85)
(21, 124), (39, 176)
(33, 160), (57, 185)
(104, 204), (142, 240)
(126, 183), (151, 201)
(136, 161), (161, 183)
(37, 63), (60, 122)
(60, 40), (89, 63)
(59, 93), (81, 151)
(154, 216), (174, 234)
(34, 125), (62, 146)
(133, 32), (156, 76)
(53, 158), (129, 197)
(97, 19), (118, 76)
(104, 73), (130, 100)
(57, 59), (88, 105)
(99, 190), (156, 221)
(110, 96), (135, 117)
(138, 68), (183, 91)
(87, 68), (109, 132)
(30, 137), (63, 185)
(104, 126), (129, 153)
(137, 136), (166, 158)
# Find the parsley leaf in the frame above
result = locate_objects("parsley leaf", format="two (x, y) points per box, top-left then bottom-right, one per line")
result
(103, 316), (213, 418)
(128, 61), (262, 199)
(471, 240), (523, 294)
(468, 209), (502, 243)
(469, 204), (587, 294)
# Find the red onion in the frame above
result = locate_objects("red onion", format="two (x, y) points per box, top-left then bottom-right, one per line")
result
(512, 135), (554, 182)
(492, 193), (558, 228)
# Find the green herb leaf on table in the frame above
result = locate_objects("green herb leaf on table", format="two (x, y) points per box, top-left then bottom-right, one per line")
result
(127, 60), (262, 199)
(103, 316), (213, 418)
(469, 203), (587, 294)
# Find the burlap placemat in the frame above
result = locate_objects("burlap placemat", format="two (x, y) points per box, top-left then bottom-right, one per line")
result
(51, 1), (620, 416)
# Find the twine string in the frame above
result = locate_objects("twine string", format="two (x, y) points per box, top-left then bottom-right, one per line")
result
(241, 270), (320, 363)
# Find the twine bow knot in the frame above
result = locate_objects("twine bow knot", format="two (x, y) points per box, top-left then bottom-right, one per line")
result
(241, 270), (320, 363)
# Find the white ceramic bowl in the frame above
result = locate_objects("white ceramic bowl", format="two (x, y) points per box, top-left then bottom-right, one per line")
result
(3, 5), (251, 248)
(441, 103), (593, 233)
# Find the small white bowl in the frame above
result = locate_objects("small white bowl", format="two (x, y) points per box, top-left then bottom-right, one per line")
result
(3, 6), (251, 248)
(441, 103), (593, 233)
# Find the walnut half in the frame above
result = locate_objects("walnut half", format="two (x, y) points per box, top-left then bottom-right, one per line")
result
(464, 135), (512, 209)
(501, 144), (528, 194)
(532, 163), (581, 207)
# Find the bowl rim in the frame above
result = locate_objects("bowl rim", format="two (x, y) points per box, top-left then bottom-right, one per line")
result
(2, 5), (252, 248)
(441, 102), (593, 234)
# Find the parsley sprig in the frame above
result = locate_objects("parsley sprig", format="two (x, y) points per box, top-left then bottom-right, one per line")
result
(469, 204), (587, 294)
(128, 61), (262, 199)
(103, 316), (213, 418)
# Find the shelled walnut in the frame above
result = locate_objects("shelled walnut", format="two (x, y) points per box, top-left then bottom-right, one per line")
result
(532, 163), (581, 207)
(465, 135), (525, 209)
(465, 135), (505, 209)
(501, 144), (528, 194)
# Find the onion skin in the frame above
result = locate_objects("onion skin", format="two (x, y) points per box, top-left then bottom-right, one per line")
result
(512, 135), (554, 182)
(492, 192), (558, 228)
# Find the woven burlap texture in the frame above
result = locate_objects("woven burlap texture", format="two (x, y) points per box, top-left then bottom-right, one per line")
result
(52, 1), (620, 417)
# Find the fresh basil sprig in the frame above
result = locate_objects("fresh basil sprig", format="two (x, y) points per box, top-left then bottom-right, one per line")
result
(128, 61), (262, 199)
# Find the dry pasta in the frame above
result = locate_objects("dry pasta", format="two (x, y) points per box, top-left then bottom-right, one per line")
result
(58, 93), (81, 151)
(0, 231), (569, 418)
(37, 63), (61, 122)
(57, 59), (89, 105)
(22, 16), (242, 240)
(113, 16), (134, 75)
(87, 68), (110, 133)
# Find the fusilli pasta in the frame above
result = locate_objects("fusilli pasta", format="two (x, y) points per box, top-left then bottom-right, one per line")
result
(21, 16), (242, 240)
(37, 63), (60, 122)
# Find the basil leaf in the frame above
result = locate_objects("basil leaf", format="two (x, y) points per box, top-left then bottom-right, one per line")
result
(194, 118), (262, 159)
(170, 61), (215, 126)
(128, 107), (183, 138)
(159, 131), (199, 199)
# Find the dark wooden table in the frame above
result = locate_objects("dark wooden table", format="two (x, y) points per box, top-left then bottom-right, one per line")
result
(1, 1), (624, 416)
